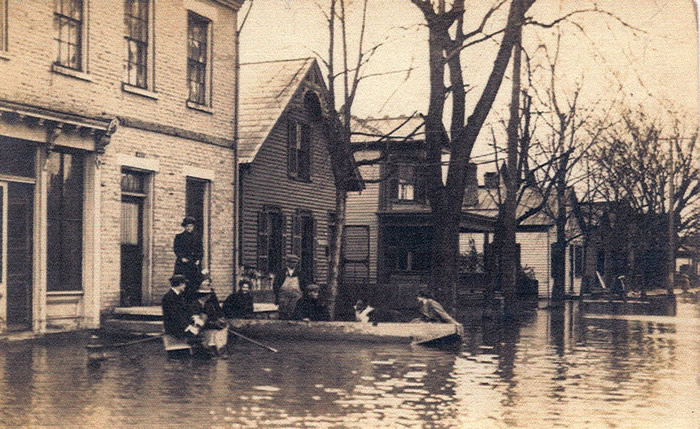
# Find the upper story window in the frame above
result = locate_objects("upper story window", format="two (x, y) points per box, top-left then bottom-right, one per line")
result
(387, 162), (426, 203)
(0, 0), (7, 53)
(124, 0), (149, 89)
(187, 12), (210, 106)
(287, 119), (312, 180)
(54, 0), (83, 70)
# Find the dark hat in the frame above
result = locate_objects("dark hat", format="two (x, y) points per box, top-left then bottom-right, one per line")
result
(417, 290), (434, 299)
(169, 274), (187, 287)
(181, 216), (196, 227)
(286, 253), (300, 262)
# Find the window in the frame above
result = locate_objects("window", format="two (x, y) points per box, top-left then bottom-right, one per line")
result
(187, 12), (210, 105)
(256, 207), (284, 275)
(385, 226), (431, 272)
(54, 0), (83, 70)
(124, 0), (149, 89)
(387, 162), (426, 203)
(287, 119), (311, 180)
(342, 225), (369, 286)
(47, 151), (84, 291)
(0, 0), (7, 52)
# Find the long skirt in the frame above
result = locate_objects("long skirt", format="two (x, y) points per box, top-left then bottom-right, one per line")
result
(203, 328), (228, 351)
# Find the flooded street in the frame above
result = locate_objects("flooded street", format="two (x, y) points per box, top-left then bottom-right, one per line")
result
(1, 298), (699, 428)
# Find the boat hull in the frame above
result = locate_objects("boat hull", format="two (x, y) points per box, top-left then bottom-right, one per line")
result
(228, 319), (463, 345)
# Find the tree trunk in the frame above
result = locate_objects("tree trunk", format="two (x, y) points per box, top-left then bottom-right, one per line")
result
(327, 187), (346, 320)
(501, 1), (523, 316)
(430, 204), (461, 314)
(551, 181), (567, 304)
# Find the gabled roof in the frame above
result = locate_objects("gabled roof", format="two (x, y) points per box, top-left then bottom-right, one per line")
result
(463, 186), (553, 227)
(238, 57), (319, 163)
(351, 114), (425, 145)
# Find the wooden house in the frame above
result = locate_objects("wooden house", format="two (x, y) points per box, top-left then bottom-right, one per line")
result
(237, 58), (348, 301)
(347, 115), (587, 301)
(345, 115), (495, 302)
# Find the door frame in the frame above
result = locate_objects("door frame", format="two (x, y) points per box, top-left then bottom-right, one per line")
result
(120, 194), (145, 306)
(0, 181), (7, 331)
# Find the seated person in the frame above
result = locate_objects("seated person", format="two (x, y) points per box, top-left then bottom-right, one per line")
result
(162, 274), (192, 339)
(222, 279), (255, 319)
(292, 283), (330, 321)
(412, 291), (459, 324)
(190, 276), (228, 357)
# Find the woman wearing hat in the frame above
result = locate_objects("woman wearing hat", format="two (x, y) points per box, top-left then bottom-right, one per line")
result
(173, 216), (204, 298)
(189, 274), (228, 357)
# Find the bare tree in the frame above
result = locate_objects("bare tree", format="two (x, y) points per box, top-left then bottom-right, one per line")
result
(408, 0), (535, 312)
(590, 107), (699, 290)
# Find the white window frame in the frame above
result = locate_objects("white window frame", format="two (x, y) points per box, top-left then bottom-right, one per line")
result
(122, 0), (157, 97)
(51, 0), (91, 81)
(185, 5), (214, 112)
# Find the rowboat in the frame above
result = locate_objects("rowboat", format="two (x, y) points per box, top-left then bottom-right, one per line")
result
(228, 319), (464, 346)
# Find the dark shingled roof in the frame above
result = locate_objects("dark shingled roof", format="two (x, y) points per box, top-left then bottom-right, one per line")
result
(238, 57), (316, 163)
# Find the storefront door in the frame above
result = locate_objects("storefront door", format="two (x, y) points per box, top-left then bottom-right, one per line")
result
(3, 182), (34, 331)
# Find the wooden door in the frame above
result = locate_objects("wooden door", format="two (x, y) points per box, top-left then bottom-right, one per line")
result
(5, 182), (34, 331)
(120, 196), (143, 306)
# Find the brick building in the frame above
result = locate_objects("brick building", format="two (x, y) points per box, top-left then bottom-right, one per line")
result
(0, 0), (243, 334)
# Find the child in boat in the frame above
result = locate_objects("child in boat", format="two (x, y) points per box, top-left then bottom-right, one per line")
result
(412, 291), (458, 324)
(222, 279), (255, 319)
(190, 276), (228, 357)
(292, 283), (330, 321)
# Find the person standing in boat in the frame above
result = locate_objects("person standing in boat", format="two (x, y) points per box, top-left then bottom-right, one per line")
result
(413, 291), (459, 324)
(274, 254), (304, 319)
(292, 283), (330, 321)
(222, 279), (255, 319)
(173, 216), (203, 299)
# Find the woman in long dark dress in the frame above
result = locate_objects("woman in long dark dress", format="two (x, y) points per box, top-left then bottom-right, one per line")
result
(173, 216), (203, 299)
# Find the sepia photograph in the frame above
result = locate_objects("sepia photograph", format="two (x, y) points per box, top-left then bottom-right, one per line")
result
(0, 0), (698, 427)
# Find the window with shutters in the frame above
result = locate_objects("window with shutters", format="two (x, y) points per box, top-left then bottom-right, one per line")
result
(291, 209), (315, 285)
(287, 119), (312, 180)
(257, 207), (284, 275)
(343, 225), (369, 286)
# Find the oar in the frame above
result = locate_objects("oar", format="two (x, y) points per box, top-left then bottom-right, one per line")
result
(103, 333), (164, 348)
(227, 325), (278, 353)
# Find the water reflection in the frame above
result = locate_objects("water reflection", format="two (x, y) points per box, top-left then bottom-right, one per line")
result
(0, 301), (698, 427)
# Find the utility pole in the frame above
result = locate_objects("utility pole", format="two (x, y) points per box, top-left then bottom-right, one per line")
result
(667, 136), (675, 295)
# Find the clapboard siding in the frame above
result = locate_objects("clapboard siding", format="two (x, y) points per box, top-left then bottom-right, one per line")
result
(516, 231), (553, 298)
(239, 94), (336, 285)
(346, 150), (381, 283)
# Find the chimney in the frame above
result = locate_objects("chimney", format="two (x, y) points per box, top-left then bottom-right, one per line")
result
(484, 171), (499, 189)
(462, 163), (478, 206)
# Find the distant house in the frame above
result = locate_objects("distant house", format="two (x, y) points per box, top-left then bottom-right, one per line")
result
(347, 115), (588, 301)
(346, 115), (495, 301)
(238, 58), (354, 300)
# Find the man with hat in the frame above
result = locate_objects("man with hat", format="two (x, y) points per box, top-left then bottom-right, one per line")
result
(273, 253), (304, 319)
(173, 216), (204, 298)
(161, 274), (193, 339)
(292, 283), (330, 321)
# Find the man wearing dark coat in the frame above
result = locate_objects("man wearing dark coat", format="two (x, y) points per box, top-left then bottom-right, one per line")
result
(292, 283), (330, 321)
(162, 274), (192, 338)
(222, 279), (255, 319)
(173, 216), (203, 298)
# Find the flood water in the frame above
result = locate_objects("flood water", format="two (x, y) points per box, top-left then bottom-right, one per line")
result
(1, 297), (699, 428)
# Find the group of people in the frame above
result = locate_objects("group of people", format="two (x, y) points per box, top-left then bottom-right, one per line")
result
(162, 216), (255, 358)
(162, 216), (459, 358)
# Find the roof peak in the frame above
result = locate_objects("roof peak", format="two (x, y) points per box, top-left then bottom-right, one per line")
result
(240, 57), (314, 66)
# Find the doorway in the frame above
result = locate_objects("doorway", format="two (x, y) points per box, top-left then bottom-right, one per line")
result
(186, 178), (209, 269)
(120, 170), (147, 307)
(3, 182), (34, 331)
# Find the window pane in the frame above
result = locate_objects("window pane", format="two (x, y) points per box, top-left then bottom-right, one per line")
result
(46, 151), (83, 291)
(0, 138), (36, 177)
(121, 201), (139, 245)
